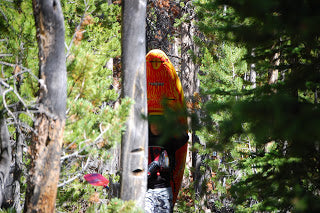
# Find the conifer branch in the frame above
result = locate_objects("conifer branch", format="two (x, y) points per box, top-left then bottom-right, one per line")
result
(0, 79), (34, 121)
(65, 0), (91, 58)
(60, 124), (111, 161)
(58, 156), (91, 188)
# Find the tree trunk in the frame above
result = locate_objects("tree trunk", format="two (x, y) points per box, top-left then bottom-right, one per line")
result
(24, 0), (66, 212)
(120, 0), (148, 208)
(13, 134), (23, 213)
(181, 22), (199, 100)
(180, 0), (201, 198)
(268, 52), (280, 84)
(0, 118), (12, 207)
(250, 49), (256, 88)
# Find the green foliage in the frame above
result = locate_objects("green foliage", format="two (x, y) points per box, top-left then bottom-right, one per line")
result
(57, 176), (142, 213)
(57, 178), (91, 211)
(0, 208), (16, 213)
(2, 0), (131, 212)
(0, 2), (37, 209)
(102, 198), (144, 213)
(6, 0), (320, 212)
(57, 2), (130, 211)
(0, 0), (38, 114)
(194, 0), (320, 212)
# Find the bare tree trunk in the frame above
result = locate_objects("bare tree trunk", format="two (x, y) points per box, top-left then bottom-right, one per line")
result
(268, 52), (280, 84)
(0, 118), (12, 207)
(180, 0), (201, 198)
(181, 4), (199, 100)
(250, 49), (256, 88)
(120, 0), (148, 208)
(24, 0), (66, 212)
(13, 45), (25, 213)
(181, 23), (199, 99)
(13, 133), (23, 213)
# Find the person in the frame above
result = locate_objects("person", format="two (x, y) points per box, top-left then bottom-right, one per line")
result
(144, 49), (189, 213)
(145, 116), (188, 213)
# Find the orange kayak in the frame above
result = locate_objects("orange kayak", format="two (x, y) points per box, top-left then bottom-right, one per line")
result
(146, 49), (188, 205)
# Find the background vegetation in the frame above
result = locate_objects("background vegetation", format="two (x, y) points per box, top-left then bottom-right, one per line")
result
(190, 0), (320, 212)
(0, 0), (319, 212)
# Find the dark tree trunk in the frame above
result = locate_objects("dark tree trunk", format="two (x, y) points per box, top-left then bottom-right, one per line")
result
(120, 0), (148, 208)
(24, 0), (66, 212)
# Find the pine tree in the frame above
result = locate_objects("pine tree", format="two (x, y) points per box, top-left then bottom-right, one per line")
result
(0, 0), (135, 211)
(57, 1), (134, 211)
(0, 1), (38, 211)
(194, 0), (320, 212)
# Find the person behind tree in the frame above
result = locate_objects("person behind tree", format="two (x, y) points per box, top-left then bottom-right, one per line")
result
(145, 49), (189, 213)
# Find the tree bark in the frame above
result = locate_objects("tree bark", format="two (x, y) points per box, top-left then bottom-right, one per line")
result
(120, 0), (148, 208)
(180, 0), (201, 198)
(12, 134), (23, 213)
(268, 52), (280, 84)
(24, 0), (66, 212)
(0, 118), (12, 207)
(249, 49), (256, 88)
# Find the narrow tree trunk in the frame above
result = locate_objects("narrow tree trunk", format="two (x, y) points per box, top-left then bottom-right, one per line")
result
(120, 0), (148, 208)
(13, 133), (23, 213)
(180, 0), (201, 198)
(0, 118), (12, 207)
(268, 52), (280, 84)
(12, 43), (25, 213)
(250, 49), (256, 88)
(24, 0), (66, 212)
(181, 2), (200, 99)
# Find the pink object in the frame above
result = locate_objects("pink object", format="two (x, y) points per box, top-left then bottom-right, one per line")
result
(84, 173), (109, 188)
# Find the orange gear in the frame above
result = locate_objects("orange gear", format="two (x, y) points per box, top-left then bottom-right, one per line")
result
(146, 49), (188, 205)
(146, 49), (184, 115)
